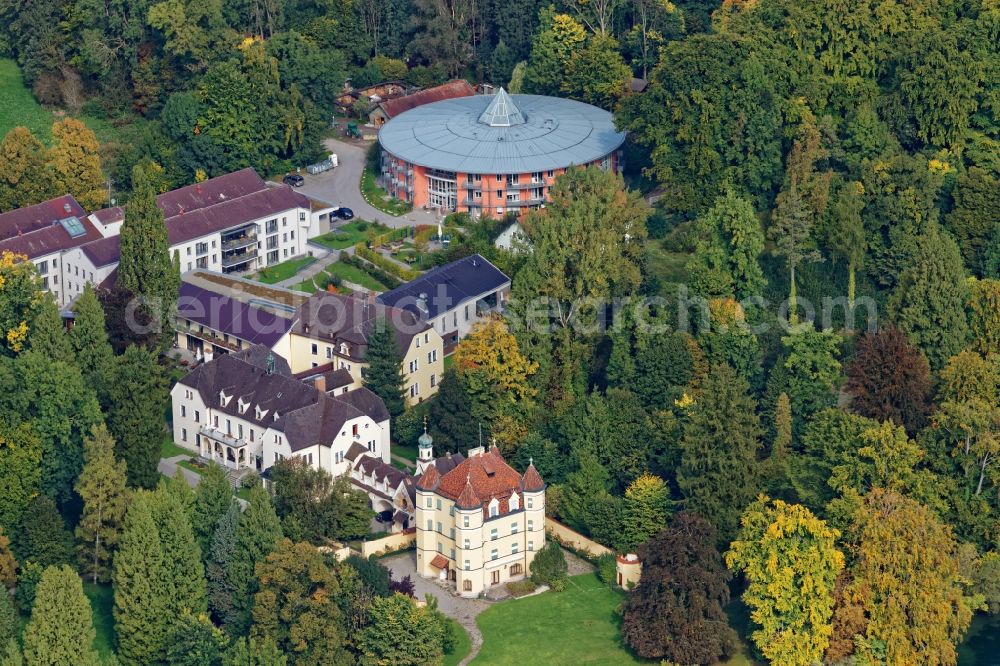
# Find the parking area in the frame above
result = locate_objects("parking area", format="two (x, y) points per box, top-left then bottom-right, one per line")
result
(285, 138), (438, 230)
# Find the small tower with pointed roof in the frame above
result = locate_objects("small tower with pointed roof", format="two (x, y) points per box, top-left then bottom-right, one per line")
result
(416, 416), (435, 474)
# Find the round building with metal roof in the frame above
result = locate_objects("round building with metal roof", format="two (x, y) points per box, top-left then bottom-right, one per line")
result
(377, 89), (626, 217)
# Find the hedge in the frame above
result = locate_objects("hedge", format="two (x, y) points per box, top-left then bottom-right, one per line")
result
(355, 243), (421, 281)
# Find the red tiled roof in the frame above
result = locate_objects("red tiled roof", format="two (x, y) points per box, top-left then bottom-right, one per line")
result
(378, 80), (475, 119)
(429, 554), (449, 570)
(436, 449), (524, 507)
(521, 462), (545, 492)
(416, 464), (440, 490)
(91, 206), (124, 225)
(455, 477), (481, 509)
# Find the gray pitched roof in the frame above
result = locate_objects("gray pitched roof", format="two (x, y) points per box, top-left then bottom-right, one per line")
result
(377, 254), (509, 320)
(378, 93), (625, 174)
(178, 345), (387, 452)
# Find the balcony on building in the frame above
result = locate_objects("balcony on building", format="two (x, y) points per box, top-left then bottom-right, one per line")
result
(199, 426), (251, 469)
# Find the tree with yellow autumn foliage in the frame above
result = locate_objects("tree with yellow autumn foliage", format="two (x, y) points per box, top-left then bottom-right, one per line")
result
(726, 496), (843, 666)
(47, 119), (106, 211)
(0, 251), (43, 356)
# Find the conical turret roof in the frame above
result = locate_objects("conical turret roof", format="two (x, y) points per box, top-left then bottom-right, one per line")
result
(477, 88), (525, 127)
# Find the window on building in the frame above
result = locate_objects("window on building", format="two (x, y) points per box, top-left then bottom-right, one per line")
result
(528, 540), (534, 551)
(512, 543), (519, 555)
(426, 519), (433, 530)
(490, 528), (498, 541)
(511, 563), (523, 576)
(311, 344), (318, 355)
(181, 428), (187, 441)
(410, 383), (419, 398)
(437, 542), (443, 553)
(464, 560), (471, 571)
(437, 521), (443, 533)
(463, 580), (472, 591)
(527, 520), (533, 531)
(490, 549), (498, 561)
(527, 498), (533, 509)
(489, 503), (498, 518)
(449, 505), (454, 516)
(266, 219), (278, 234)
(511, 523), (518, 535)
(463, 538), (470, 549)
(181, 405), (187, 417)
(409, 359), (418, 373)
(436, 498), (442, 510)
(267, 250), (279, 263)
(450, 547), (456, 560)
(463, 515), (470, 527)
(194, 411), (200, 423)
(430, 374), (436, 388)
(426, 496), (433, 508)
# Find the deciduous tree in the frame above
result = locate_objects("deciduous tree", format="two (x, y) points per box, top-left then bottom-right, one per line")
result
(0, 127), (56, 211)
(523, 8), (586, 96)
(843, 489), (973, 665)
(0, 251), (43, 356)
(845, 326), (931, 434)
(561, 34), (630, 109)
(687, 189), (766, 300)
(622, 473), (669, 551)
(46, 118), (105, 211)
(967, 278), (1000, 356)
(251, 539), (354, 664)
(0, 529), (16, 590)
(726, 497), (843, 666)
(782, 328), (842, 431)
(223, 636), (287, 666)
(75, 424), (128, 584)
(622, 512), (736, 663)
(357, 593), (447, 666)
(23, 565), (101, 666)
(529, 541), (568, 590)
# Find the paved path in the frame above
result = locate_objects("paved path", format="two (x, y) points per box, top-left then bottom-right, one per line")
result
(383, 553), (491, 666)
(274, 244), (337, 289)
(158, 455), (248, 508)
(391, 453), (415, 470)
(291, 138), (439, 229)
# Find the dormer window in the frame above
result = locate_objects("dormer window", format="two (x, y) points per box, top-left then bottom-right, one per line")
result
(219, 390), (232, 407)
(509, 493), (519, 511)
(255, 405), (268, 421)
(488, 498), (499, 518)
(237, 398), (249, 414)
(272, 412), (279, 421)
(340, 343), (349, 356)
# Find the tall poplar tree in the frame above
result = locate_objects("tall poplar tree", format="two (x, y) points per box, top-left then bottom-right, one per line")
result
(23, 565), (101, 666)
(677, 363), (762, 543)
(75, 424), (129, 584)
(116, 163), (179, 341)
(105, 345), (168, 488)
(363, 319), (406, 420)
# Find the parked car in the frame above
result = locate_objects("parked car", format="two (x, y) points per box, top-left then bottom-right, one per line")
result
(283, 173), (304, 187)
(332, 207), (354, 220)
(375, 509), (394, 524)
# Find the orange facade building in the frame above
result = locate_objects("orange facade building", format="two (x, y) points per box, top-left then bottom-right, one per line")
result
(377, 89), (626, 218)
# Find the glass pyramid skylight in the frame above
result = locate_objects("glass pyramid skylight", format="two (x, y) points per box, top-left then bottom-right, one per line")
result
(477, 88), (526, 127)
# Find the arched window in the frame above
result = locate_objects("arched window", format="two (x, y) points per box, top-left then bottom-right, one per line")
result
(463, 580), (472, 592)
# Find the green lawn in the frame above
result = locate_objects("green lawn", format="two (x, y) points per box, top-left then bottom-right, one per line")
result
(361, 168), (412, 216)
(83, 583), (115, 662)
(255, 256), (317, 284)
(323, 260), (388, 291)
(0, 59), (56, 140)
(160, 437), (192, 460)
(472, 573), (642, 665)
(0, 57), (139, 145)
(444, 619), (472, 666)
(393, 443), (418, 462)
(311, 221), (386, 250)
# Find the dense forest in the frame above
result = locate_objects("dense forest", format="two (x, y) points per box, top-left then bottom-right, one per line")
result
(0, 0), (998, 664)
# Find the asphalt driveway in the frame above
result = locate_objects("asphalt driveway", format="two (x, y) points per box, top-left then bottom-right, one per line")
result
(288, 138), (438, 230)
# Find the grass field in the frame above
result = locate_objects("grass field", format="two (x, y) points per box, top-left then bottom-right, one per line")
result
(444, 619), (472, 666)
(0, 59), (56, 140)
(323, 260), (388, 291)
(472, 573), (641, 665)
(160, 437), (192, 459)
(0, 58), (133, 145)
(83, 583), (115, 661)
(311, 221), (386, 250)
(255, 256), (316, 284)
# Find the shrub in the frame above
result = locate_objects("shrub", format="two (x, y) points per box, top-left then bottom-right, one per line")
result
(530, 542), (568, 591)
(355, 243), (420, 281)
(15, 561), (44, 612)
(241, 471), (261, 489)
(506, 580), (538, 597)
(596, 553), (617, 586)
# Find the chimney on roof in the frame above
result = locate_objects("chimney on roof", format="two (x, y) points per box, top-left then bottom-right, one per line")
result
(314, 374), (326, 393)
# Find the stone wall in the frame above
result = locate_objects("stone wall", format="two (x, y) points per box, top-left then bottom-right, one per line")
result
(361, 528), (416, 558)
(544, 518), (614, 558)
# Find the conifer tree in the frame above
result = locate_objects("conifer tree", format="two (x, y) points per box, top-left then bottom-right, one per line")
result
(207, 502), (241, 628)
(23, 565), (101, 666)
(888, 224), (970, 369)
(69, 285), (115, 404)
(677, 363), (762, 543)
(228, 486), (282, 637)
(116, 163), (179, 341)
(363, 319), (406, 419)
(105, 345), (168, 488)
(223, 636), (287, 666)
(193, 463), (235, 557)
(150, 484), (207, 616)
(27, 294), (72, 363)
(0, 589), (17, 648)
(427, 369), (478, 454)
(113, 492), (171, 666)
(166, 612), (228, 665)
(75, 424), (129, 584)
(13, 495), (74, 568)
